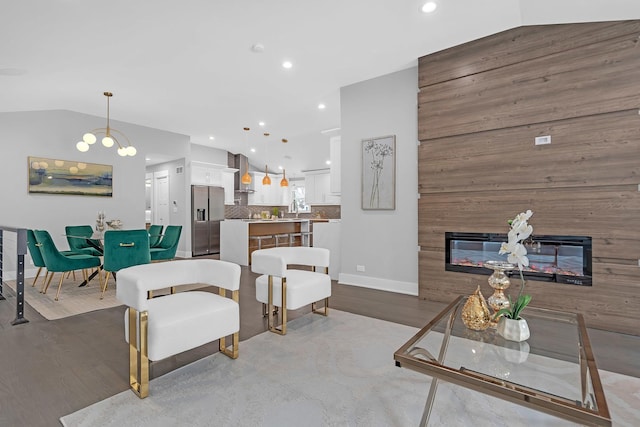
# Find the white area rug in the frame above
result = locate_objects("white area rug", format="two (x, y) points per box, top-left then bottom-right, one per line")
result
(60, 311), (640, 426)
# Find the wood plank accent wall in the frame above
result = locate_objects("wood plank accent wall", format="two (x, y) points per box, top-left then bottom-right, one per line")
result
(417, 21), (640, 335)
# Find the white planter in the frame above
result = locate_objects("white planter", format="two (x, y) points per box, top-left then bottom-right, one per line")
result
(497, 317), (530, 342)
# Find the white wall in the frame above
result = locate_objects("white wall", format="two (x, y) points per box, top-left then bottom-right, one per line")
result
(0, 109), (190, 278)
(339, 67), (419, 295)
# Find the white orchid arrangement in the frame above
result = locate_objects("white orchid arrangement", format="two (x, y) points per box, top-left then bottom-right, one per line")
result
(496, 209), (534, 320)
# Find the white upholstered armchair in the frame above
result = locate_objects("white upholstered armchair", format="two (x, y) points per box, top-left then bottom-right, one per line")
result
(116, 259), (241, 398)
(251, 247), (331, 335)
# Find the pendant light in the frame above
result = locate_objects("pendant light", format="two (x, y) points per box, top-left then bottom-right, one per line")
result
(262, 132), (271, 185)
(241, 127), (252, 185)
(279, 138), (289, 187)
(262, 164), (271, 185)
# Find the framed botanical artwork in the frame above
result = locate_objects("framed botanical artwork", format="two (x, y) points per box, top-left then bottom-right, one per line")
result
(362, 135), (395, 210)
(28, 156), (113, 197)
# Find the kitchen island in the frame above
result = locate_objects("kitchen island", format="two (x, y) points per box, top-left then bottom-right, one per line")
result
(220, 219), (311, 266)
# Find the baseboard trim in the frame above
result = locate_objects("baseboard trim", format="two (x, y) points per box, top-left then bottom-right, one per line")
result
(338, 273), (418, 296)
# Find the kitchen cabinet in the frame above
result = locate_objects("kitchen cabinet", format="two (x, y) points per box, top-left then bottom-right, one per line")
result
(223, 170), (236, 205)
(305, 171), (340, 205)
(191, 161), (237, 206)
(248, 172), (289, 206)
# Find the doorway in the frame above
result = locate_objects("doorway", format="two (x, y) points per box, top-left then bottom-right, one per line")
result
(153, 170), (170, 226)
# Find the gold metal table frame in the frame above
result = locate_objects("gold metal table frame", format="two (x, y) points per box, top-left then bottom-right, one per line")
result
(394, 296), (611, 426)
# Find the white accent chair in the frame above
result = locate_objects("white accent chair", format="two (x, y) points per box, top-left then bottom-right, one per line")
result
(116, 259), (241, 398)
(251, 247), (330, 335)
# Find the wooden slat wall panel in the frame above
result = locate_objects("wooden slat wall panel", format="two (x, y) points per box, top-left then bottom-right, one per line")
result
(419, 21), (640, 88)
(417, 21), (640, 335)
(418, 32), (640, 140)
(419, 111), (640, 193)
(418, 187), (640, 245)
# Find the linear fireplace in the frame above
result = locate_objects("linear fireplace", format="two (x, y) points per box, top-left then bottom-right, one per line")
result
(445, 232), (592, 286)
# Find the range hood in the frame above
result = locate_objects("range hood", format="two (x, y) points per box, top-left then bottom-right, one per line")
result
(233, 154), (254, 193)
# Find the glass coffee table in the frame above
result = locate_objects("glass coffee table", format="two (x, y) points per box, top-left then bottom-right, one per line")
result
(394, 296), (611, 426)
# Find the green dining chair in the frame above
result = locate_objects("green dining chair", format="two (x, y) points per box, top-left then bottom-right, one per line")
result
(147, 224), (164, 248)
(26, 229), (47, 288)
(150, 225), (182, 261)
(27, 229), (82, 288)
(34, 230), (102, 301)
(101, 230), (151, 299)
(65, 225), (103, 257)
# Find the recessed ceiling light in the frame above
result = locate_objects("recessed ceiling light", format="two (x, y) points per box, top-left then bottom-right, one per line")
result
(250, 148), (256, 153)
(282, 60), (293, 69)
(209, 136), (215, 140)
(326, 160), (331, 165)
(278, 165), (283, 170)
(318, 103), (326, 110)
(251, 43), (265, 53)
(421, 1), (437, 13)
(258, 121), (265, 127)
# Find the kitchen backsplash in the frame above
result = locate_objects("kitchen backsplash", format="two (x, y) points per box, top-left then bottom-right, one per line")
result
(225, 205), (340, 219)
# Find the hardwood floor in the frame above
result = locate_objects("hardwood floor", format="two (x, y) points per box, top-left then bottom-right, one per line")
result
(0, 266), (638, 427)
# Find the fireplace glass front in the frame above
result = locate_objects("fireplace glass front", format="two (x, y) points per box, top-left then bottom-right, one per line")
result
(445, 232), (592, 286)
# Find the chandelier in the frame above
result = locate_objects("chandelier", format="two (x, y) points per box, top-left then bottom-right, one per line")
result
(76, 92), (137, 157)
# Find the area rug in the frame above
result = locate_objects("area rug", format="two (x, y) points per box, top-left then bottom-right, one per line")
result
(60, 310), (639, 426)
(4, 275), (202, 321)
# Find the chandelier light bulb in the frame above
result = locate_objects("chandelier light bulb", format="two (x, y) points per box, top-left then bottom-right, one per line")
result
(76, 141), (89, 152)
(102, 136), (114, 147)
(83, 133), (97, 144)
(126, 146), (137, 156)
(117, 147), (128, 156)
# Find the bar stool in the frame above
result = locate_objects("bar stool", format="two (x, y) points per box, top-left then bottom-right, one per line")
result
(300, 231), (313, 247)
(289, 232), (302, 247)
(249, 235), (274, 251)
(274, 233), (291, 247)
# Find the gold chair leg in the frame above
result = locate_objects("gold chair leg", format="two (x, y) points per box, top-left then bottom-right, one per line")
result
(41, 272), (54, 294)
(101, 271), (112, 299)
(312, 297), (330, 316)
(268, 276), (287, 335)
(54, 274), (65, 301)
(32, 267), (43, 287)
(219, 289), (239, 358)
(129, 308), (149, 399)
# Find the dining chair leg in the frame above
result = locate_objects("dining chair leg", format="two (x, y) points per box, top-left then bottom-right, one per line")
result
(32, 267), (43, 287)
(41, 272), (54, 294)
(101, 272), (112, 299)
(54, 274), (65, 301)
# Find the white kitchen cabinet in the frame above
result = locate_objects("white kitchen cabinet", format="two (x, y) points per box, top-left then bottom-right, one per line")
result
(222, 170), (236, 205)
(305, 171), (340, 205)
(248, 172), (289, 206)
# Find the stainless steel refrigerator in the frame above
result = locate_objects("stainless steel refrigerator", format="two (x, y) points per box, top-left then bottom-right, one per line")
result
(191, 185), (225, 256)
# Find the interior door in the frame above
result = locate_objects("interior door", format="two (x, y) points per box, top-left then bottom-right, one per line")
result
(153, 170), (170, 226)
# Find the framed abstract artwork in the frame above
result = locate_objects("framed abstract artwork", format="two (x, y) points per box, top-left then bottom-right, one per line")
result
(361, 135), (395, 210)
(28, 156), (113, 197)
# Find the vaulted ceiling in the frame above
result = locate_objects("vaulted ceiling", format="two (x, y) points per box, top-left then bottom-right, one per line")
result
(2, 0), (639, 174)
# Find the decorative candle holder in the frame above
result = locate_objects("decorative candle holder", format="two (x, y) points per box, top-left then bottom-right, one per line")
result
(484, 260), (516, 325)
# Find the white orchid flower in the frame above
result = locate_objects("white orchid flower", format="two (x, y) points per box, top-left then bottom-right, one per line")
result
(501, 210), (533, 272)
(506, 242), (529, 270)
